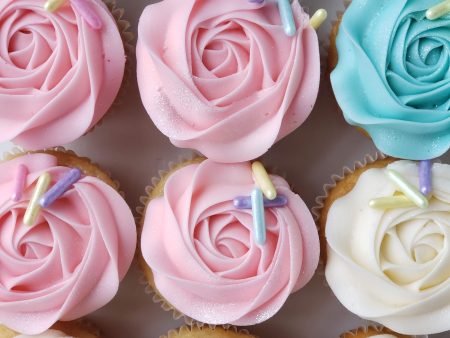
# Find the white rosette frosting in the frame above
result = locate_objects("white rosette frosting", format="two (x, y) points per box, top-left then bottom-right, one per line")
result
(325, 160), (450, 335)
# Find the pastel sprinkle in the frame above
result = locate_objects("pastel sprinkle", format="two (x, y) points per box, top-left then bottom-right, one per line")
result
(249, 0), (264, 3)
(426, 0), (450, 20)
(11, 164), (28, 202)
(23, 173), (51, 227)
(44, 0), (67, 12)
(40, 168), (82, 208)
(419, 160), (432, 196)
(277, 0), (296, 37)
(234, 195), (288, 209)
(369, 195), (416, 209)
(386, 169), (429, 209)
(251, 188), (266, 246)
(71, 0), (103, 30)
(252, 161), (277, 200)
(310, 9), (328, 30)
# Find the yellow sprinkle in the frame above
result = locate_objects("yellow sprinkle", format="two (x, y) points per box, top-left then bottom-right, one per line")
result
(310, 9), (328, 30)
(23, 173), (51, 226)
(252, 161), (277, 200)
(44, 0), (67, 13)
(426, 0), (450, 20)
(369, 195), (416, 209)
(386, 170), (429, 209)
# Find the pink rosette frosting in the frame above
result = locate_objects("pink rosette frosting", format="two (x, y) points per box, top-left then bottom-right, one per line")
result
(0, 0), (125, 150)
(141, 160), (319, 325)
(137, 0), (320, 163)
(0, 153), (136, 335)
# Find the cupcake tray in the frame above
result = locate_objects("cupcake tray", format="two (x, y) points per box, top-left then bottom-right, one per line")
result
(0, 0), (447, 337)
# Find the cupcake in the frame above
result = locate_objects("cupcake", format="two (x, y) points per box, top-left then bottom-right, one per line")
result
(139, 158), (320, 325)
(136, 0), (321, 163)
(0, 149), (136, 335)
(161, 325), (257, 338)
(318, 155), (450, 335)
(340, 325), (423, 338)
(0, 320), (100, 338)
(329, 0), (450, 160)
(0, 0), (131, 150)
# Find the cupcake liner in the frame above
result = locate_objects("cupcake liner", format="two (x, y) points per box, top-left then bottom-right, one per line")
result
(160, 323), (257, 338)
(341, 325), (427, 338)
(2, 146), (121, 192)
(137, 153), (203, 326)
(0, 319), (101, 338)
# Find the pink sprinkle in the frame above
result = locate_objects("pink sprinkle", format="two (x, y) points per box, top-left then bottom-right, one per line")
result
(12, 164), (28, 202)
(70, 0), (103, 30)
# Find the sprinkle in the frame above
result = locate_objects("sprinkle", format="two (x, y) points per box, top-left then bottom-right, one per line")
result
(386, 169), (429, 209)
(426, 0), (450, 20)
(70, 0), (103, 30)
(23, 173), (51, 227)
(252, 161), (277, 200)
(277, 0), (296, 37)
(40, 168), (82, 208)
(310, 9), (328, 30)
(234, 195), (288, 209)
(11, 164), (28, 202)
(251, 188), (266, 246)
(249, 0), (265, 3)
(369, 195), (416, 209)
(419, 160), (432, 196)
(45, 0), (67, 12)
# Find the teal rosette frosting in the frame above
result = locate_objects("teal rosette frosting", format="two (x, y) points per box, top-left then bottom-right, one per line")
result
(331, 0), (450, 160)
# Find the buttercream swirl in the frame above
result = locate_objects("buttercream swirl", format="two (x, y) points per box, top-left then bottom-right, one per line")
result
(137, 0), (320, 163)
(331, 0), (450, 160)
(0, 153), (136, 335)
(0, 0), (125, 150)
(141, 160), (319, 325)
(326, 160), (450, 335)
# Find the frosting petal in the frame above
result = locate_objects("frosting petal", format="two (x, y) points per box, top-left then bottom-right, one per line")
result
(326, 160), (450, 335)
(0, 0), (125, 149)
(137, 0), (320, 163)
(0, 154), (136, 335)
(141, 160), (319, 325)
(331, 0), (450, 160)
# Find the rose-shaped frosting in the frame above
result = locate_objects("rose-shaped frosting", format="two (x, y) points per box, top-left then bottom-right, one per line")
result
(331, 0), (450, 160)
(141, 160), (319, 325)
(137, 0), (320, 163)
(0, 153), (136, 335)
(325, 160), (450, 335)
(0, 0), (125, 150)
(15, 329), (72, 338)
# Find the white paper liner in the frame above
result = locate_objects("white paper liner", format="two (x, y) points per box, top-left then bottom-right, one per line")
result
(341, 324), (427, 338)
(160, 323), (256, 338)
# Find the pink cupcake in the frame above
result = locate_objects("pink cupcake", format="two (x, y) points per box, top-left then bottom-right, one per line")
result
(0, 149), (136, 335)
(137, 0), (321, 163)
(138, 158), (320, 325)
(0, 0), (129, 150)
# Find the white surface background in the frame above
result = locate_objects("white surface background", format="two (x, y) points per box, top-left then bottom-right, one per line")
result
(1, 0), (448, 337)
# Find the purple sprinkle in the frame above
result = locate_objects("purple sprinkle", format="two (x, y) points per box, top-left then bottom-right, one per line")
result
(419, 160), (432, 196)
(39, 168), (82, 208)
(234, 195), (288, 209)
(249, 0), (265, 3)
